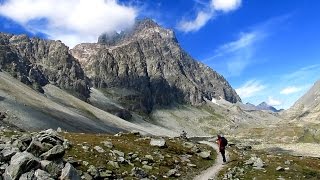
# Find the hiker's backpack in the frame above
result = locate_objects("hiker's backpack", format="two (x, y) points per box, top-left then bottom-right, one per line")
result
(221, 137), (228, 147)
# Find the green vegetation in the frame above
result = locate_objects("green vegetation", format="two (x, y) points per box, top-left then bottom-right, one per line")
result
(62, 132), (216, 179)
(218, 146), (320, 180)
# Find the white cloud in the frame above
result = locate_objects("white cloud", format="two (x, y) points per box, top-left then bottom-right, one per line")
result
(178, 10), (213, 32)
(178, 0), (242, 32)
(213, 32), (260, 58)
(267, 96), (282, 106)
(280, 86), (304, 95)
(235, 80), (266, 98)
(0, 0), (138, 47)
(211, 0), (241, 12)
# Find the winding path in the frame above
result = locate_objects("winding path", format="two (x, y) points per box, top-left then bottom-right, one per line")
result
(193, 141), (226, 180)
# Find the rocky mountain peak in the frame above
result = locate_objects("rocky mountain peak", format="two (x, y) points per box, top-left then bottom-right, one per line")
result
(98, 18), (177, 46)
(72, 19), (241, 113)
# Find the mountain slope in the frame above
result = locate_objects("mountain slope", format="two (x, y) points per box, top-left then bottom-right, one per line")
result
(0, 71), (177, 136)
(283, 80), (320, 121)
(0, 33), (90, 99)
(71, 19), (241, 113)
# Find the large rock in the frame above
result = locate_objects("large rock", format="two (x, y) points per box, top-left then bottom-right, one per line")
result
(1, 147), (19, 162)
(60, 163), (80, 180)
(37, 129), (64, 145)
(71, 19), (241, 113)
(4, 152), (40, 180)
(197, 151), (211, 159)
(26, 140), (46, 157)
(150, 138), (166, 147)
(19, 170), (35, 180)
(34, 169), (54, 180)
(40, 145), (65, 160)
(131, 167), (148, 179)
(40, 160), (62, 178)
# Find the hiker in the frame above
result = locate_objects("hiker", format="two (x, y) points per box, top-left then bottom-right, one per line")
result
(180, 130), (187, 140)
(217, 134), (227, 163)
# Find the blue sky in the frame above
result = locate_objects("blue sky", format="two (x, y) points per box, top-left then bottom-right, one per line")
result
(0, 0), (319, 109)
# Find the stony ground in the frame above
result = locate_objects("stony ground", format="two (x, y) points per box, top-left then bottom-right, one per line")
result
(217, 143), (320, 180)
(0, 127), (217, 180)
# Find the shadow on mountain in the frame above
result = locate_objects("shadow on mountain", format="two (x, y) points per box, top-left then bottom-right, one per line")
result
(92, 76), (186, 115)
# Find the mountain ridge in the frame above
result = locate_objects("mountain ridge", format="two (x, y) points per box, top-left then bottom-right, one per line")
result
(72, 19), (241, 112)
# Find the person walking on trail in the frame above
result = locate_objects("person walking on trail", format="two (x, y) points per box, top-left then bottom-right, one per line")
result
(217, 134), (228, 163)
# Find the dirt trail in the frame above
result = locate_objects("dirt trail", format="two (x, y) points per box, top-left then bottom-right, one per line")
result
(194, 141), (227, 180)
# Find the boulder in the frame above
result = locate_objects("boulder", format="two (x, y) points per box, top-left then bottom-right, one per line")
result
(1, 147), (19, 162)
(197, 151), (211, 159)
(107, 161), (119, 169)
(144, 155), (154, 162)
(131, 167), (148, 179)
(12, 140), (26, 151)
(276, 166), (284, 171)
(253, 158), (264, 169)
(34, 169), (54, 180)
(40, 145), (65, 160)
(60, 163), (80, 180)
(93, 146), (105, 153)
(87, 165), (99, 178)
(19, 170), (35, 180)
(37, 129), (64, 146)
(101, 141), (113, 149)
(81, 172), (93, 180)
(4, 152), (40, 180)
(150, 138), (166, 148)
(26, 140), (46, 157)
(40, 160), (62, 178)
(142, 165), (153, 170)
(167, 169), (179, 177)
(112, 150), (124, 157)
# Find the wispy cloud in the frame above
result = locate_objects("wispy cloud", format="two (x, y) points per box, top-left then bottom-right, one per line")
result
(204, 15), (291, 77)
(280, 86), (304, 95)
(235, 80), (266, 98)
(283, 64), (320, 82)
(0, 0), (138, 47)
(178, 10), (214, 32)
(177, 0), (242, 32)
(267, 96), (282, 106)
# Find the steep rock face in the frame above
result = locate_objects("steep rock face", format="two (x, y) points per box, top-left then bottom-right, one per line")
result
(72, 19), (241, 112)
(0, 33), (90, 99)
(283, 80), (320, 121)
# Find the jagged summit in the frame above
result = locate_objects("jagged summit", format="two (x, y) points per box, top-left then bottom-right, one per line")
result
(97, 18), (177, 46)
(134, 18), (160, 30)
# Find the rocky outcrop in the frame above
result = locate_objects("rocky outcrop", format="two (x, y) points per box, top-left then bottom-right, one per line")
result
(0, 129), (80, 180)
(71, 19), (241, 112)
(0, 33), (90, 99)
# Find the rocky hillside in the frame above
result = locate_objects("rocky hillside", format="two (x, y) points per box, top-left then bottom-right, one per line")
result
(71, 19), (241, 112)
(0, 33), (90, 99)
(283, 80), (320, 121)
(0, 128), (215, 180)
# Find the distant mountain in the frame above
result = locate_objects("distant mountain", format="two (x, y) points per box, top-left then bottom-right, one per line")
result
(256, 102), (280, 112)
(240, 102), (281, 112)
(283, 80), (320, 121)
